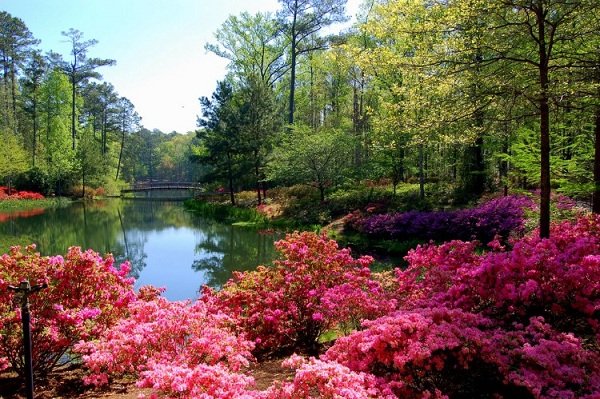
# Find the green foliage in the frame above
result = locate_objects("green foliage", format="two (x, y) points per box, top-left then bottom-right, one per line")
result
(267, 125), (354, 201)
(184, 199), (269, 226)
(0, 130), (28, 187)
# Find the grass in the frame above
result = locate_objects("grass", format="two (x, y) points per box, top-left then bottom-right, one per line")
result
(0, 197), (71, 212)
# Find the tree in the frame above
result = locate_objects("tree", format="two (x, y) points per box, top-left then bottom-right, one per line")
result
(206, 12), (288, 88)
(38, 69), (75, 194)
(237, 77), (279, 204)
(267, 125), (353, 201)
(58, 29), (115, 150)
(196, 80), (243, 205)
(81, 82), (118, 156)
(76, 125), (104, 198)
(0, 129), (28, 194)
(0, 11), (39, 133)
(20, 50), (46, 167)
(207, 12), (288, 203)
(277, 0), (348, 124)
(446, 0), (600, 237)
(114, 97), (140, 181)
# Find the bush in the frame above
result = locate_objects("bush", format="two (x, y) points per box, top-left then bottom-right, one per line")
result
(322, 215), (600, 398)
(350, 195), (534, 244)
(184, 199), (269, 225)
(259, 355), (386, 399)
(76, 289), (255, 394)
(68, 215), (600, 398)
(14, 168), (52, 196)
(0, 246), (135, 377)
(202, 232), (395, 357)
(0, 186), (44, 200)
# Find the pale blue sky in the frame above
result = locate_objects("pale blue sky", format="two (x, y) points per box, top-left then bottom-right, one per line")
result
(1, 0), (361, 133)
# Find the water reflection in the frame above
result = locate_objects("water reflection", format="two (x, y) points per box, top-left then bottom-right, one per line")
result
(0, 200), (281, 300)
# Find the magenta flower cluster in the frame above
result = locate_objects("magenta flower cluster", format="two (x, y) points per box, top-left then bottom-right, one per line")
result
(1, 215), (599, 398)
(0, 246), (135, 377)
(348, 195), (535, 243)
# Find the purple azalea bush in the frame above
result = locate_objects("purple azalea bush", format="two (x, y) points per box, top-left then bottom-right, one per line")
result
(355, 195), (534, 243)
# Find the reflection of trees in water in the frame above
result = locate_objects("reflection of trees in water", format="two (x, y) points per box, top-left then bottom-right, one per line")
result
(120, 200), (196, 230)
(0, 200), (127, 257)
(192, 221), (281, 288)
(0, 200), (282, 290)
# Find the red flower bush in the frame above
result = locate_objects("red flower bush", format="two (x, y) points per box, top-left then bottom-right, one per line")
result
(0, 245), (135, 377)
(0, 186), (44, 200)
(202, 232), (396, 357)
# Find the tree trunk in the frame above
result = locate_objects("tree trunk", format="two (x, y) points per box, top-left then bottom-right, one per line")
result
(288, 8), (298, 126)
(71, 77), (77, 150)
(82, 168), (86, 198)
(227, 153), (235, 206)
(537, 9), (551, 239)
(418, 144), (425, 200)
(116, 129), (125, 180)
(255, 162), (262, 205)
(32, 94), (38, 168)
(593, 102), (600, 214)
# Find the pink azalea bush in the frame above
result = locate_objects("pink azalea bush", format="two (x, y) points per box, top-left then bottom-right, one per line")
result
(399, 215), (600, 336)
(0, 245), (135, 377)
(5, 215), (598, 398)
(201, 231), (396, 357)
(76, 289), (255, 392)
(319, 215), (600, 398)
(137, 362), (256, 399)
(258, 355), (389, 399)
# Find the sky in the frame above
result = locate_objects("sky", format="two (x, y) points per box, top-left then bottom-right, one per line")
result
(1, 0), (362, 133)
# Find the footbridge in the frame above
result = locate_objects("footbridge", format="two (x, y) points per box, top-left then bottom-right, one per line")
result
(120, 182), (208, 200)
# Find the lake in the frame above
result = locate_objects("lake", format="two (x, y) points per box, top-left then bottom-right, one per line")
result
(0, 200), (282, 301)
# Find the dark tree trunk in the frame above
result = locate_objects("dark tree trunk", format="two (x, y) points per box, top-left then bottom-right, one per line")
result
(255, 162), (262, 205)
(418, 144), (425, 200)
(288, 47), (297, 125)
(71, 77), (77, 150)
(593, 102), (600, 214)
(288, 6), (298, 126)
(32, 94), (38, 168)
(116, 128), (125, 180)
(537, 8), (551, 239)
(227, 153), (235, 206)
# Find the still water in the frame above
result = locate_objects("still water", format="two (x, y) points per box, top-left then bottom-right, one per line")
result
(0, 200), (281, 301)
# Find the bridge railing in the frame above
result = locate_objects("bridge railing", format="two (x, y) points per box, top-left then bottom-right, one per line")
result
(127, 181), (204, 190)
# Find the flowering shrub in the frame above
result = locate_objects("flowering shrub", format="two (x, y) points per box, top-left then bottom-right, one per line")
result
(137, 363), (256, 399)
(202, 232), (396, 357)
(321, 215), (600, 398)
(259, 355), (388, 399)
(400, 216), (600, 336)
(349, 195), (534, 244)
(0, 186), (44, 200)
(76, 293), (255, 395)
(324, 307), (498, 398)
(485, 317), (600, 399)
(0, 245), (135, 377)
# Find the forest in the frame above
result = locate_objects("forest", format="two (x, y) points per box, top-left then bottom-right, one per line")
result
(2, 1), (600, 398)
(1, 0), (599, 232)
(0, 12), (202, 198)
